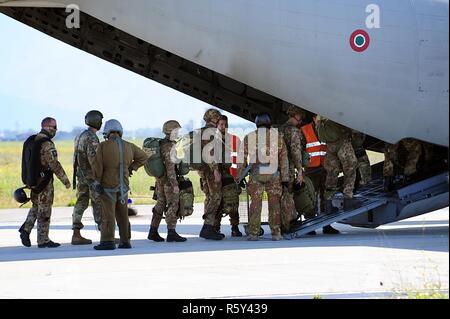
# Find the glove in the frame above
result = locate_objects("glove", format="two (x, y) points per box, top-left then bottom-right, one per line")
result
(93, 181), (105, 195)
(238, 180), (246, 189)
(281, 182), (290, 190)
(128, 167), (134, 177)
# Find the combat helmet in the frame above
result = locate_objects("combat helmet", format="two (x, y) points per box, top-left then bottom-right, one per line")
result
(203, 108), (221, 125)
(286, 105), (305, 118)
(85, 110), (104, 130)
(163, 120), (182, 135)
(103, 119), (123, 138)
(13, 187), (30, 205)
(255, 113), (272, 128)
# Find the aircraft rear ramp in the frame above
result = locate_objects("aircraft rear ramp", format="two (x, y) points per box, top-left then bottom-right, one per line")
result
(286, 171), (449, 239)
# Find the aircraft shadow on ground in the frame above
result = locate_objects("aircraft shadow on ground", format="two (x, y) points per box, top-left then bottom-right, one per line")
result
(0, 220), (448, 262)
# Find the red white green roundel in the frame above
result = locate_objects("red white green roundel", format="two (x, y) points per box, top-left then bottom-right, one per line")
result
(350, 30), (370, 52)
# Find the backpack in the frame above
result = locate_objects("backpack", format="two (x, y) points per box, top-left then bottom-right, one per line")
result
(21, 135), (53, 193)
(293, 175), (316, 217)
(177, 178), (194, 220)
(316, 119), (351, 144)
(142, 137), (165, 178)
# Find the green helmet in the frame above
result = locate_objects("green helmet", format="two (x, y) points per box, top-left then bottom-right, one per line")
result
(163, 120), (182, 135)
(85, 110), (103, 130)
(203, 109), (221, 125)
(286, 105), (305, 118)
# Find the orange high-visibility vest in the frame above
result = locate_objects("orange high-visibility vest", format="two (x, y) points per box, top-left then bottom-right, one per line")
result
(301, 123), (327, 168)
(229, 134), (240, 180)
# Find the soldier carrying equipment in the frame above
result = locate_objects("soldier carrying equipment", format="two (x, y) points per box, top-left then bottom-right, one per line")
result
(21, 134), (53, 194)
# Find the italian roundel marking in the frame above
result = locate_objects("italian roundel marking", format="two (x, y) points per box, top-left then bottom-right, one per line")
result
(350, 29), (370, 52)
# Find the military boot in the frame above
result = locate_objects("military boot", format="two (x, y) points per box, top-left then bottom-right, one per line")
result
(323, 225), (340, 234)
(94, 241), (116, 250)
(38, 240), (61, 248)
(118, 242), (132, 249)
(231, 225), (243, 237)
(325, 200), (339, 215)
(214, 226), (225, 239)
(18, 223), (31, 247)
(383, 176), (394, 192)
(148, 227), (165, 242)
(166, 229), (187, 242)
(343, 197), (363, 211)
(71, 229), (92, 245)
(272, 233), (283, 241)
(199, 224), (223, 240)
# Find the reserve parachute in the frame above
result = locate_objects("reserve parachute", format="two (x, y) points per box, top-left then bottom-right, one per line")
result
(142, 137), (165, 178)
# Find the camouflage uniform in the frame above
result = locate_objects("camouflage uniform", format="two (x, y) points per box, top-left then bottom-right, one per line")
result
(316, 117), (357, 199)
(239, 128), (289, 238)
(278, 119), (303, 232)
(72, 128), (101, 230)
(151, 139), (180, 230)
(22, 132), (70, 245)
(351, 130), (372, 185)
(214, 133), (240, 230)
(196, 124), (222, 227)
(383, 138), (422, 177)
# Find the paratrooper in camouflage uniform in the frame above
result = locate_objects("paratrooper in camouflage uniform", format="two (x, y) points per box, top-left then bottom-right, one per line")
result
(351, 130), (372, 187)
(190, 109), (224, 240)
(19, 118), (71, 248)
(383, 138), (423, 191)
(238, 114), (289, 241)
(316, 116), (361, 213)
(71, 110), (103, 245)
(148, 120), (187, 242)
(214, 115), (242, 237)
(277, 105), (305, 234)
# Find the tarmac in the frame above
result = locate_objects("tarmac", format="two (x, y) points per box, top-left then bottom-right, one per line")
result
(0, 203), (448, 299)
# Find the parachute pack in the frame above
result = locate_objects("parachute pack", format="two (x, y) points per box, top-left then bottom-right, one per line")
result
(21, 134), (53, 194)
(142, 137), (165, 178)
(143, 137), (190, 178)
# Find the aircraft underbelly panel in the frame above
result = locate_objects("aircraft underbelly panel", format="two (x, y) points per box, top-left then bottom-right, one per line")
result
(1, 0), (448, 145)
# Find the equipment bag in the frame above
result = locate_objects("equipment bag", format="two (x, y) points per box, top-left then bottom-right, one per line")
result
(143, 137), (165, 178)
(316, 119), (350, 144)
(177, 178), (194, 220)
(293, 176), (316, 218)
(21, 134), (52, 194)
(222, 183), (239, 216)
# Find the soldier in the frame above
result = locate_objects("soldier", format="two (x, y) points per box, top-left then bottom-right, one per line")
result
(238, 113), (289, 241)
(71, 110), (103, 245)
(148, 120), (187, 242)
(351, 130), (372, 187)
(18, 117), (71, 248)
(383, 138), (422, 191)
(91, 119), (148, 250)
(277, 105), (305, 234)
(316, 116), (361, 215)
(299, 114), (340, 234)
(215, 115), (242, 237)
(187, 109), (224, 240)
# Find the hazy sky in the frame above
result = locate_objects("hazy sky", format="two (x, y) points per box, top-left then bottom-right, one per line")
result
(0, 13), (250, 133)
